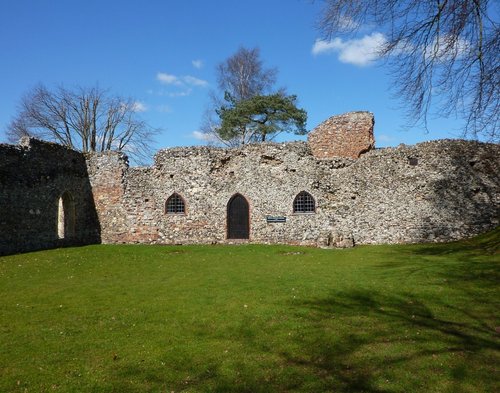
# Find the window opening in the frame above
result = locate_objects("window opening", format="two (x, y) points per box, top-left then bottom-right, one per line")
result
(166, 193), (185, 214)
(293, 191), (315, 213)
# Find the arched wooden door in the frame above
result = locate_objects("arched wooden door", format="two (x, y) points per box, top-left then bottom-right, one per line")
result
(227, 194), (249, 239)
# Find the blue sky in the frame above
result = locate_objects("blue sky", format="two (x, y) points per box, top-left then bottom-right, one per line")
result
(0, 0), (469, 153)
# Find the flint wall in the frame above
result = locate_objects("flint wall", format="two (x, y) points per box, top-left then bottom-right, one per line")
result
(86, 139), (499, 246)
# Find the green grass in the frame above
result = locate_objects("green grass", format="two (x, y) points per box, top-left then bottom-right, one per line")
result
(0, 230), (499, 393)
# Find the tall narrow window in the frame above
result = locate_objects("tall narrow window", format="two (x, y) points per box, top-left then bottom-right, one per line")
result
(165, 193), (185, 214)
(293, 191), (315, 213)
(58, 191), (75, 239)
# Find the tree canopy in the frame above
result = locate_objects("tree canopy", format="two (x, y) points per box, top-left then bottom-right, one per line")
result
(216, 93), (307, 144)
(318, 0), (499, 141)
(7, 84), (158, 163)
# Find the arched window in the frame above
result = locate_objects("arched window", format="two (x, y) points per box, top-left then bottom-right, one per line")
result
(293, 191), (315, 213)
(58, 191), (75, 239)
(165, 193), (185, 214)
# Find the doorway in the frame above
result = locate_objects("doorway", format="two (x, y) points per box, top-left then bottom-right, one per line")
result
(58, 191), (75, 239)
(227, 194), (249, 239)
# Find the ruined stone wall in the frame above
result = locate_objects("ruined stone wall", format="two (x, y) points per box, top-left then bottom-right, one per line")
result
(318, 140), (499, 244)
(1, 112), (498, 254)
(308, 111), (375, 159)
(87, 139), (499, 247)
(0, 138), (100, 255)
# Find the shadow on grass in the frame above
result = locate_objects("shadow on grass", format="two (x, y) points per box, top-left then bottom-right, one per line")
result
(278, 232), (500, 391)
(411, 226), (499, 257)
(282, 288), (499, 392)
(374, 228), (499, 297)
(111, 361), (278, 393)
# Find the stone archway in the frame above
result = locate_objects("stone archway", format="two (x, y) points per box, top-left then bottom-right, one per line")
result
(58, 191), (75, 239)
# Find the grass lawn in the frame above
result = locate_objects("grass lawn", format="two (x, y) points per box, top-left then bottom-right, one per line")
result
(0, 230), (499, 392)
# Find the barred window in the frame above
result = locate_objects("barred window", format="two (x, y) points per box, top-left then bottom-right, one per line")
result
(293, 191), (315, 213)
(165, 193), (185, 214)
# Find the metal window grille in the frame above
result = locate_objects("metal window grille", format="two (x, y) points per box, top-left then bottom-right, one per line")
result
(293, 191), (315, 213)
(166, 193), (185, 214)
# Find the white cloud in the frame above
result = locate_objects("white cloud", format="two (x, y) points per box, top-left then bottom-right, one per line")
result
(312, 39), (338, 56)
(157, 72), (182, 85)
(131, 101), (147, 112)
(192, 130), (219, 143)
(156, 72), (208, 89)
(183, 75), (208, 87)
(312, 32), (386, 66)
(427, 35), (470, 61)
(192, 59), (203, 69)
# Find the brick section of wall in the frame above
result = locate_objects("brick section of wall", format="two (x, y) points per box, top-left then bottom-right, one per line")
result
(0, 138), (100, 255)
(85, 152), (130, 244)
(308, 111), (375, 159)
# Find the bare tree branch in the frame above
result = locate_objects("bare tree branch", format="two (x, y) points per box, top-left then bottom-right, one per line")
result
(318, 0), (499, 141)
(7, 84), (159, 164)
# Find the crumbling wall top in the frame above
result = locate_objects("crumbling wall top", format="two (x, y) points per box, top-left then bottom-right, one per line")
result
(153, 141), (311, 167)
(307, 111), (375, 159)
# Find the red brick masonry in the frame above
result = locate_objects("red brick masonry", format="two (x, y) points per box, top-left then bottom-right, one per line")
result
(308, 111), (375, 159)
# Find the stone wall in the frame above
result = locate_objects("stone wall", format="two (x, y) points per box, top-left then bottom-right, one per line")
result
(0, 138), (100, 255)
(308, 111), (375, 159)
(320, 140), (499, 244)
(86, 139), (499, 247)
(1, 112), (498, 254)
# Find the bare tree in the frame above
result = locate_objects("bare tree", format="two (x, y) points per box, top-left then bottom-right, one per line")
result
(7, 84), (158, 163)
(318, 0), (499, 141)
(216, 46), (278, 102)
(201, 47), (281, 146)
